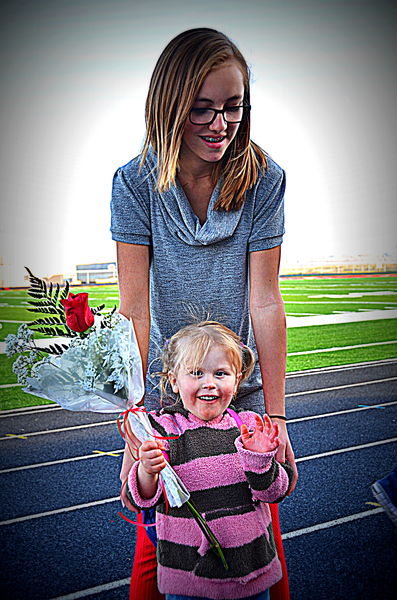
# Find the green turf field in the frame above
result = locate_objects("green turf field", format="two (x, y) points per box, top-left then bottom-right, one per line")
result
(1, 275), (396, 409)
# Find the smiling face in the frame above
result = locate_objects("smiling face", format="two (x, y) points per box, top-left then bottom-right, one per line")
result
(169, 345), (241, 421)
(179, 60), (245, 172)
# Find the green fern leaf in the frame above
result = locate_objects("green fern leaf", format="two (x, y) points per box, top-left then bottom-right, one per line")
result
(60, 281), (70, 300)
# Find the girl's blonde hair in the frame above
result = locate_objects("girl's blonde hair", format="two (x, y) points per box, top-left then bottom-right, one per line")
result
(141, 28), (268, 211)
(159, 321), (255, 401)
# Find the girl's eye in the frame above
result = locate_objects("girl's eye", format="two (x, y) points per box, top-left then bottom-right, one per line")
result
(191, 108), (211, 116)
(190, 369), (203, 377)
(215, 370), (227, 377)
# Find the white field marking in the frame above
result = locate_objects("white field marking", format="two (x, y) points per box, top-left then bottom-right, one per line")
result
(285, 376), (397, 397)
(0, 403), (58, 414)
(49, 578), (131, 600)
(0, 496), (120, 526)
(0, 304), (30, 308)
(286, 308), (397, 327)
(1, 377), (395, 440)
(281, 508), (384, 540)
(287, 340), (397, 355)
(308, 292), (397, 298)
(288, 401), (397, 423)
(295, 437), (397, 463)
(285, 312), (317, 316)
(0, 319), (30, 323)
(0, 383), (22, 388)
(0, 419), (117, 441)
(2, 401), (396, 475)
(0, 449), (124, 473)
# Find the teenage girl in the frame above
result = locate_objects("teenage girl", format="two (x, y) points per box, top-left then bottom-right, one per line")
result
(111, 27), (297, 600)
(128, 321), (294, 600)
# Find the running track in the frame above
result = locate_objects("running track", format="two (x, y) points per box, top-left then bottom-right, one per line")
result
(1, 359), (396, 600)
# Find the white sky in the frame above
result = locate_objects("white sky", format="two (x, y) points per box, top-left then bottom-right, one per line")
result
(1, 0), (396, 283)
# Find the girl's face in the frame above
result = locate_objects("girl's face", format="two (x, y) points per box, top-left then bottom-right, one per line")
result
(179, 60), (245, 171)
(169, 345), (241, 421)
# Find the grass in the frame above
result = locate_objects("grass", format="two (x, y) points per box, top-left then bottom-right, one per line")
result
(1, 277), (396, 410)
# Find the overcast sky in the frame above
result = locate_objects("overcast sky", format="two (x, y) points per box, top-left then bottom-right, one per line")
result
(1, 0), (396, 282)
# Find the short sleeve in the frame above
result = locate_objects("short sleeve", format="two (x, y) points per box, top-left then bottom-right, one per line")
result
(110, 166), (152, 245)
(248, 163), (286, 252)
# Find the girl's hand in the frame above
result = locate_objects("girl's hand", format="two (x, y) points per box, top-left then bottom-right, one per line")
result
(241, 414), (280, 453)
(139, 440), (167, 476)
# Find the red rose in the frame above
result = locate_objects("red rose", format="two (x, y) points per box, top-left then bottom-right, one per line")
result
(60, 293), (95, 333)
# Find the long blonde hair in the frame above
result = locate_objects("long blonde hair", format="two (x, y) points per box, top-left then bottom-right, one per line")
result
(141, 28), (268, 211)
(159, 321), (256, 402)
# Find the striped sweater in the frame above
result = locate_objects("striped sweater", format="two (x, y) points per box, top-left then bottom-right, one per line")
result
(128, 405), (294, 599)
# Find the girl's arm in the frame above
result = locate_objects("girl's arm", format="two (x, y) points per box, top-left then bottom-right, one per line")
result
(249, 245), (298, 492)
(117, 241), (151, 506)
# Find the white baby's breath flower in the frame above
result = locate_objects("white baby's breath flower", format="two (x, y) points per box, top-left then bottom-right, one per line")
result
(12, 355), (30, 385)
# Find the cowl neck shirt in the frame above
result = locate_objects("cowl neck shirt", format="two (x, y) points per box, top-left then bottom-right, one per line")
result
(111, 148), (285, 413)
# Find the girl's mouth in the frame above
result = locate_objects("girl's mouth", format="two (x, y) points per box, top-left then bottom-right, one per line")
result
(198, 395), (219, 402)
(200, 136), (226, 148)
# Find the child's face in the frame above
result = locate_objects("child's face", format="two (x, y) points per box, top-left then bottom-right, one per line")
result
(169, 345), (241, 421)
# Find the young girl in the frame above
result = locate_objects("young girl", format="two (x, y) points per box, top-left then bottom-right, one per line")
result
(112, 27), (297, 599)
(127, 322), (293, 600)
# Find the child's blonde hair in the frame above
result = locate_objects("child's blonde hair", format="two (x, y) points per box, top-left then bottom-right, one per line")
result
(159, 321), (255, 401)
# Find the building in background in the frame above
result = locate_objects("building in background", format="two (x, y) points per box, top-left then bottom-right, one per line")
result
(75, 262), (117, 285)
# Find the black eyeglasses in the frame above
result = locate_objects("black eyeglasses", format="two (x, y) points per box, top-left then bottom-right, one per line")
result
(189, 104), (251, 125)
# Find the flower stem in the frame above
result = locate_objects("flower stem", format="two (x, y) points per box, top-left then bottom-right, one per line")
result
(186, 499), (229, 570)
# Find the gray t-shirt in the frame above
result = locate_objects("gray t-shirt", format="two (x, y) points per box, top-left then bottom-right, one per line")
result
(110, 148), (285, 412)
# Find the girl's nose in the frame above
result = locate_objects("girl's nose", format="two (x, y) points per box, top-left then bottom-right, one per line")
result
(202, 375), (216, 389)
(209, 112), (227, 131)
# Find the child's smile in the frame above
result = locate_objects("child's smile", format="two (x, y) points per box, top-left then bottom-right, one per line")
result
(169, 345), (241, 421)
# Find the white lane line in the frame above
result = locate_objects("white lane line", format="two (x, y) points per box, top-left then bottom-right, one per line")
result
(0, 496), (120, 526)
(1, 377), (396, 440)
(1, 437), (395, 520)
(0, 419), (116, 441)
(45, 501), (379, 600)
(49, 579), (130, 600)
(286, 358), (397, 377)
(288, 400), (397, 422)
(285, 376), (397, 397)
(0, 450), (124, 474)
(2, 401), (397, 473)
(282, 508), (384, 540)
(288, 340), (397, 356)
(296, 437), (397, 462)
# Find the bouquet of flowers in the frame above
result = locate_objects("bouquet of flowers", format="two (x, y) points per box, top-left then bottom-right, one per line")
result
(6, 269), (228, 569)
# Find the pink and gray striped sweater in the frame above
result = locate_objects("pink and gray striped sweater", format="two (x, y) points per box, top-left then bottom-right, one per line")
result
(128, 404), (293, 600)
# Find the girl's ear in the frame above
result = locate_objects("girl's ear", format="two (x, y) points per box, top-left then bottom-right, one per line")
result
(234, 372), (242, 393)
(168, 371), (179, 394)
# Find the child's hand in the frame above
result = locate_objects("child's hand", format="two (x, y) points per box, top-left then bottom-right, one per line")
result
(139, 440), (167, 476)
(241, 414), (280, 453)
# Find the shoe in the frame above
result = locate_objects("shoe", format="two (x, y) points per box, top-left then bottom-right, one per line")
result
(371, 480), (397, 526)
